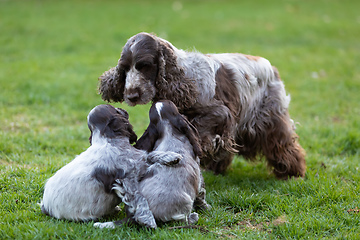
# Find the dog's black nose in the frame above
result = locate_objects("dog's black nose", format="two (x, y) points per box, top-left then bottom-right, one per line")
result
(127, 92), (140, 102)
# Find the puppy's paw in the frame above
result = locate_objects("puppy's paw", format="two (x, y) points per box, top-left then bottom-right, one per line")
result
(188, 212), (199, 225)
(135, 208), (157, 228)
(114, 205), (121, 212)
(139, 215), (157, 229)
(93, 222), (116, 229)
(112, 179), (125, 198)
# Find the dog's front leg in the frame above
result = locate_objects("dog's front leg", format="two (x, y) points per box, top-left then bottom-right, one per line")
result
(184, 103), (237, 174)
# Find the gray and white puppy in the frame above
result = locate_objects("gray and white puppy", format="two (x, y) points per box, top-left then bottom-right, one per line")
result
(135, 100), (210, 223)
(136, 100), (210, 222)
(40, 104), (156, 228)
(94, 100), (209, 228)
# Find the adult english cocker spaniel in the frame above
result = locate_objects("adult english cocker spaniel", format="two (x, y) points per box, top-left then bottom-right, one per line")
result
(98, 32), (306, 179)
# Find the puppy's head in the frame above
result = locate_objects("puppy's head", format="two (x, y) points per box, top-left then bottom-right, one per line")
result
(136, 100), (202, 157)
(87, 104), (137, 145)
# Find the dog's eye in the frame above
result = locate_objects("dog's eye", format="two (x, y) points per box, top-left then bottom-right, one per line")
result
(120, 64), (130, 72)
(135, 62), (151, 71)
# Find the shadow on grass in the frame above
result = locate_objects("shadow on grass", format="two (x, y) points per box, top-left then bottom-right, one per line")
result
(201, 157), (305, 216)
(203, 157), (280, 192)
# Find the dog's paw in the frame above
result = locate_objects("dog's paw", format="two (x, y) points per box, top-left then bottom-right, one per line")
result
(114, 205), (121, 212)
(139, 216), (157, 229)
(188, 212), (199, 225)
(212, 135), (224, 152)
(112, 179), (126, 198)
(93, 222), (116, 229)
(135, 209), (157, 228)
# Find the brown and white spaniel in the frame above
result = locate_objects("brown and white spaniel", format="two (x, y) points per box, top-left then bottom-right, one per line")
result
(98, 32), (306, 179)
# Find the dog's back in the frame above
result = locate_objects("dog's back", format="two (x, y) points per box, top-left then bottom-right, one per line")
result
(40, 144), (123, 221)
(141, 139), (200, 222)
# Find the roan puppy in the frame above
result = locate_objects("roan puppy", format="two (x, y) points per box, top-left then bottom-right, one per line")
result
(94, 100), (210, 228)
(40, 104), (156, 228)
(137, 100), (210, 223)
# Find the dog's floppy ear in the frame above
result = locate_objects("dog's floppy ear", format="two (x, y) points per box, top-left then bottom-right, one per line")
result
(172, 114), (202, 158)
(103, 116), (138, 144)
(134, 122), (159, 152)
(186, 117), (203, 158)
(98, 64), (125, 103)
(128, 128), (138, 144)
(155, 40), (198, 111)
(89, 131), (93, 145)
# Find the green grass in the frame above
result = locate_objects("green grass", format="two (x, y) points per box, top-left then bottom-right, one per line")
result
(1, 0), (359, 239)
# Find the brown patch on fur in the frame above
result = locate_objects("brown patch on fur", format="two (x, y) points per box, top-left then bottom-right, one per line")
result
(154, 39), (198, 111)
(184, 103), (236, 173)
(262, 111), (306, 179)
(234, 82), (306, 179)
(214, 65), (241, 118)
(98, 65), (125, 102)
(236, 109), (306, 179)
(190, 64), (243, 173)
(272, 66), (281, 81)
(183, 65), (244, 174)
(244, 73), (250, 81)
(244, 54), (262, 61)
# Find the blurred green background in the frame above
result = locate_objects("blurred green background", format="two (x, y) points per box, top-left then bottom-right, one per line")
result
(1, 0), (359, 239)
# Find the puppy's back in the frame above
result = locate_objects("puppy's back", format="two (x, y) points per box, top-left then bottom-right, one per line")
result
(41, 145), (121, 221)
(140, 157), (199, 222)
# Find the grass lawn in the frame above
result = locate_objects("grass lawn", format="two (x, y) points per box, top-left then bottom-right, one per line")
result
(1, 0), (359, 239)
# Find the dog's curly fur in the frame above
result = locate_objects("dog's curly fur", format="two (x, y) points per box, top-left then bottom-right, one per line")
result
(98, 32), (306, 179)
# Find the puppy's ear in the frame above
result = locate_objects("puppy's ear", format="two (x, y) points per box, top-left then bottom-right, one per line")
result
(116, 107), (129, 119)
(89, 131), (93, 145)
(134, 122), (159, 152)
(103, 117), (138, 144)
(101, 117), (118, 138)
(116, 108), (137, 143)
(173, 115), (203, 158)
(128, 125), (138, 144)
(98, 65), (125, 102)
